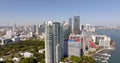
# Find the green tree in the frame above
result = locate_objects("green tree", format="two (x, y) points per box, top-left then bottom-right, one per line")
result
(70, 56), (82, 63)
(20, 58), (37, 63)
(5, 60), (14, 63)
(0, 61), (5, 63)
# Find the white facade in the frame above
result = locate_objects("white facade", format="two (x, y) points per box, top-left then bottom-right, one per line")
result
(68, 42), (81, 57)
(0, 58), (5, 61)
(4, 30), (13, 39)
(23, 52), (33, 58)
(38, 49), (45, 53)
(12, 57), (20, 62)
(85, 24), (91, 31)
(29, 32), (33, 37)
(67, 33), (89, 57)
(90, 33), (112, 49)
(91, 35), (96, 42)
(0, 38), (5, 45)
(99, 37), (111, 48)
(85, 24), (95, 32)
(37, 33), (45, 40)
(92, 35), (107, 43)
(91, 35), (111, 48)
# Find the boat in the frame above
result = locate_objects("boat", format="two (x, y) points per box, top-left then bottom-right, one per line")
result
(107, 47), (115, 50)
(108, 54), (111, 57)
(94, 58), (98, 61)
(104, 57), (109, 60)
(101, 60), (105, 63)
(100, 56), (104, 59)
(98, 58), (101, 61)
(101, 60), (108, 63)
(101, 53), (111, 57)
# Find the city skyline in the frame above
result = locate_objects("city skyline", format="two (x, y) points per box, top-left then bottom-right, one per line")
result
(0, 0), (120, 26)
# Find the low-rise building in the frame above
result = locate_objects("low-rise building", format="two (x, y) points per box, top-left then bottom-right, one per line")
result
(0, 38), (13, 45)
(91, 35), (111, 48)
(23, 52), (33, 58)
(38, 49), (45, 53)
(99, 37), (111, 48)
(12, 36), (20, 42)
(12, 57), (20, 62)
(0, 58), (5, 61)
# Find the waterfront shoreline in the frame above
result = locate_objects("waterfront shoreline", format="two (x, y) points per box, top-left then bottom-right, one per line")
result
(85, 47), (115, 57)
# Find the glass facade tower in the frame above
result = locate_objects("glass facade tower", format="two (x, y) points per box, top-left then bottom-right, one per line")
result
(45, 21), (63, 63)
(73, 16), (80, 34)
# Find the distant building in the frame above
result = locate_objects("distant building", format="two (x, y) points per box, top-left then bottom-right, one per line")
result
(73, 16), (80, 34)
(26, 25), (36, 33)
(36, 24), (44, 35)
(13, 23), (17, 32)
(69, 18), (72, 33)
(80, 24), (85, 31)
(12, 36), (20, 42)
(36, 25), (41, 35)
(29, 32), (33, 37)
(33, 25), (36, 33)
(4, 30), (13, 39)
(45, 21), (64, 63)
(85, 24), (95, 32)
(62, 22), (70, 39)
(37, 33), (45, 40)
(0, 38), (13, 45)
(85, 24), (91, 31)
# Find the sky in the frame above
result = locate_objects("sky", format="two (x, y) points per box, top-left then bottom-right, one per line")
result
(0, 0), (120, 26)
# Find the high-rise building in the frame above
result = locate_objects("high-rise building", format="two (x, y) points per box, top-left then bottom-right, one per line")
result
(45, 21), (63, 63)
(69, 18), (72, 33)
(33, 25), (36, 33)
(62, 22), (69, 39)
(85, 24), (91, 31)
(36, 25), (41, 35)
(36, 24), (44, 35)
(13, 23), (16, 32)
(80, 24), (84, 31)
(67, 33), (81, 57)
(73, 16), (80, 34)
(64, 33), (92, 56)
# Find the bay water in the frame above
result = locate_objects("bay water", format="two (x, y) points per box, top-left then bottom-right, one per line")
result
(95, 29), (120, 63)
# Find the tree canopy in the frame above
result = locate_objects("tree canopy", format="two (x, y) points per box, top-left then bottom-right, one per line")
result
(0, 39), (45, 63)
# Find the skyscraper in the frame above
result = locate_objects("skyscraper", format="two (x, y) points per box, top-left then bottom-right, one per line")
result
(36, 24), (44, 35)
(80, 24), (84, 31)
(13, 23), (16, 32)
(62, 22), (70, 39)
(45, 21), (63, 63)
(67, 33), (81, 57)
(69, 18), (72, 33)
(73, 16), (80, 34)
(85, 24), (91, 31)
